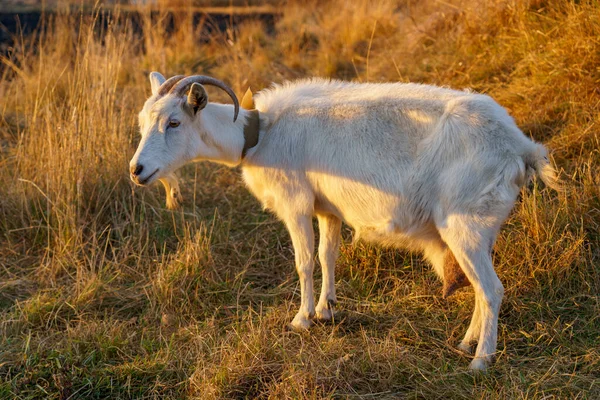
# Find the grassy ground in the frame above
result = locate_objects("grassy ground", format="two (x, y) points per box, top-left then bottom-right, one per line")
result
(0, 0), (599, 398)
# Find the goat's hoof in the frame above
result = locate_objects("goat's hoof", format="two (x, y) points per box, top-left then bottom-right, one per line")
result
(469, 357), (490, 372)
(289, 313), (313, 331)
(315, 298), (336, 321)
(315, 306), (334, 322)
(457, 342), (473, 355)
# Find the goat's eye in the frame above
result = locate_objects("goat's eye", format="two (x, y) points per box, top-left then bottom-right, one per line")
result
(168, 120), (180, 128)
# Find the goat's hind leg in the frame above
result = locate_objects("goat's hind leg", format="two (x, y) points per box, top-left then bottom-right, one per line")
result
(423, 240), (479, 354)
(457, 295), (482, 354)
(315, 213), (341, 321)
(438, 215), (504, 371)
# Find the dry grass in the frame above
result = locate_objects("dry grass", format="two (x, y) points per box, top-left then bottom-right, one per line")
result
(0, 0), (599, 398)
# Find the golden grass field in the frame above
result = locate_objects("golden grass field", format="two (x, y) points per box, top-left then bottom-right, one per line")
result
(0, 0), (599, 398)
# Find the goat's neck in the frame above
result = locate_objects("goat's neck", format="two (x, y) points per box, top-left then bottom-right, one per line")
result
(194, 103), (249, 167)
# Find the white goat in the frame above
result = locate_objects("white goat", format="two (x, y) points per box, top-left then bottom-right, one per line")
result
(129, 73), (559, 371)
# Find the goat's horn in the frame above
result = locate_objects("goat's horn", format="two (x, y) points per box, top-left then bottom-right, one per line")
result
(170, 75), (240, 122)
(157, 75), (186, 96)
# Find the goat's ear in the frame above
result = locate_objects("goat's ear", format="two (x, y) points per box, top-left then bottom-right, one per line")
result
(186, 83), (208, 115)
(149, 72), (166, 96)
(241, 87), (255, 109)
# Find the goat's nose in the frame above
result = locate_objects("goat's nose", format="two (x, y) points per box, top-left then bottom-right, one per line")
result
(130, 164), (144, 176)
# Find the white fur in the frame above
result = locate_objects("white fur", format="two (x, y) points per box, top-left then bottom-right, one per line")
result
(131, 75), (559, 371)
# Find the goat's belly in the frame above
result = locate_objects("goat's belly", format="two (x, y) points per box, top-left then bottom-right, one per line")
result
(312, 178), (436, 249)
(352, 221), (439, 250)
(313, 186), (404, 224)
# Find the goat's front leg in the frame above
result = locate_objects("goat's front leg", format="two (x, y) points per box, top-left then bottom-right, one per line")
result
(159, 172), (181, 210)
(285, 214), (316, 331)
(315, 213), (341, 321)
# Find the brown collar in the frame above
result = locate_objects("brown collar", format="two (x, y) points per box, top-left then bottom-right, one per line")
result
(242, 109), (260, 159)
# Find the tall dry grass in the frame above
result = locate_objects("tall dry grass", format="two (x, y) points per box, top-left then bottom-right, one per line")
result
(0, 0), (599, 398)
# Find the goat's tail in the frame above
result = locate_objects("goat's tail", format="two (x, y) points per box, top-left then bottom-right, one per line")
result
(524, 143), (562, 191)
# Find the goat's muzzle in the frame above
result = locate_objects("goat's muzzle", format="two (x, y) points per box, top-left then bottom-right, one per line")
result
(130, 164), (144, 177)
(130, 164), (159, 186)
